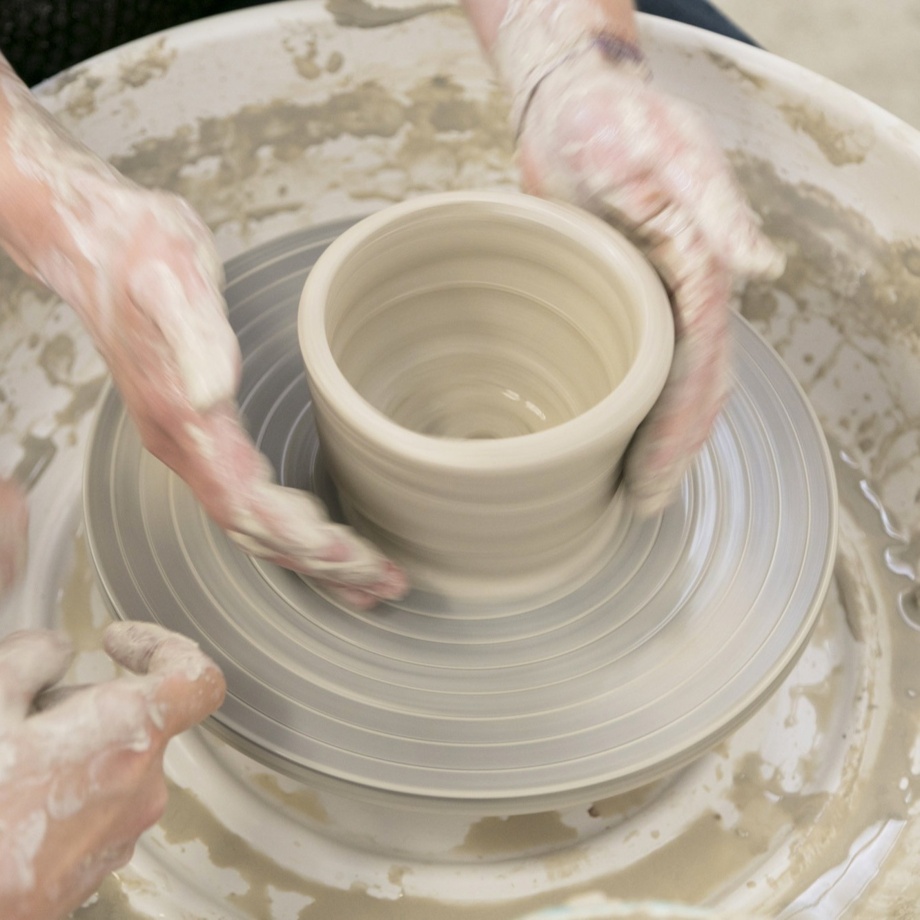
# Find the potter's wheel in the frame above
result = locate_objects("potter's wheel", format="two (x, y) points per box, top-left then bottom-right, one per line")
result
(84, 220), (836, 808)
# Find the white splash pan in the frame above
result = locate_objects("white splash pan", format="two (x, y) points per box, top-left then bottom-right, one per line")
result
(2, 2), (919, 918)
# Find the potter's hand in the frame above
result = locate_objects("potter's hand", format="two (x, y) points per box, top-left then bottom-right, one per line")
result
(0, 623), (225, 920)
(0, 479), (28, 596)
(482, 0), (784, 513)
(0, 55), (407, 608)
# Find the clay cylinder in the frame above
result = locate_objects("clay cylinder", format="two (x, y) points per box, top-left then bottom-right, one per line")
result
(299, 191), (673, 600)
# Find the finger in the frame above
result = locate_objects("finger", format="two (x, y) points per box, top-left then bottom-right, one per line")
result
(309, 560), (409, 610)
(169, 405), (409, 606)
(0, 630), (74, 724)
(625, 340), (723, 514)
(87, 840), (138, 876)
(625, 254), (732, 514)
(230, 485), (409, 600)
(112, 283), (408, 608)
(103, 622), (226, 736)
(526, 68), (785, 288)
(630, 91), (785, 283)
(714, 197), (786, 281)
(674, 166), (785, 282)
(0, 477), (29, 595)
(666, 157), (785, 283)
(524, 167), (729, 514)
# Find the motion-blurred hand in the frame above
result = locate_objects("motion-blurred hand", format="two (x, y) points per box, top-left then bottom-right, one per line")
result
(492, 0), (784, 513)
(0, 56), (407, 607)
(0, 622), (225, 920)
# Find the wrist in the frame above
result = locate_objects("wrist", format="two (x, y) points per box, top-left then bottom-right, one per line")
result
(491, 0), (647, 135)
(518, 32), (650, 138)
(0, 58), (124, 299)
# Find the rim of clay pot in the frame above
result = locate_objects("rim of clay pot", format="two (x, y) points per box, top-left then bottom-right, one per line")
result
(298, 190), (674, 472)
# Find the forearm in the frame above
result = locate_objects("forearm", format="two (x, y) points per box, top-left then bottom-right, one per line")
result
(0, 53), (118, 297)
(460, 0), (639, 53)
(0, 54), (53, 276)
(0, 59), (401, 605)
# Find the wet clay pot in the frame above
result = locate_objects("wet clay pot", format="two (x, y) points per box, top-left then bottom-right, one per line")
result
(299, 191), (674, 600)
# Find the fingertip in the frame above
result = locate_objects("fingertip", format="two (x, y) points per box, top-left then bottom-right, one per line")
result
(729, 223), (786, 282)
(374, 561), (410, 600)
(157, 657), (227, 731)
(314, 529), (410, 600)
(324, 561), (410, 610)
(103, 621), (173, 674)
(346, 556), (410, 604)
(156, 666), (226, 738)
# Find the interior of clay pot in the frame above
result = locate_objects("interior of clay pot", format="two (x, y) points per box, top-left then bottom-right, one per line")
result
(305, 193), (673, 460)
(326, 199), (639, 440)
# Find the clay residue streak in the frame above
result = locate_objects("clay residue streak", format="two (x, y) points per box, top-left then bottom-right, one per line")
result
(457, 813), (580, 857)
(106, 76), (513, 246)
(704, 50), (767, 91)
(117, 36), (177, 88)
(777, 101), (874, 167)
(325, 0), (454, 29)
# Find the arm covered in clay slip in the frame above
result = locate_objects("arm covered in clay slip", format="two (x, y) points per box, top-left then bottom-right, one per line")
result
(461, 0), (785, 514)
(0, 53), (406, 608)
(0, 622), (225, 920)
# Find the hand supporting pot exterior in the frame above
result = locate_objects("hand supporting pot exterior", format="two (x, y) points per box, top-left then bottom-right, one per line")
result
(463, 0), (785, 514)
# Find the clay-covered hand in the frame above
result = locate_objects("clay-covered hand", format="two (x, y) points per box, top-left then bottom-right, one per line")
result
(0, 622), (225, 920)
(0, 56), (406, 608)
(491, 0), (785, 514)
